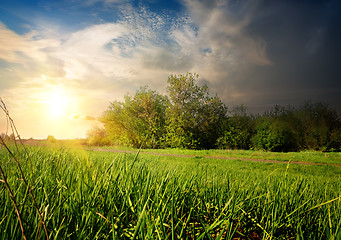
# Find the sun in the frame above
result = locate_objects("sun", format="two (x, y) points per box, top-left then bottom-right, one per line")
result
(46, 88), (69, 118)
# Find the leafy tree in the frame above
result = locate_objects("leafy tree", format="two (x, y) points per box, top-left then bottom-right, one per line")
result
(251, 105), (302, 152)
(99, 74), (340, 151)
(165, 73), (227, 149)
(217, 105), (255, 149)
(251, 118), (299, 152)
(295, 102), (341, 151)
(86, 126), (110, 146)
(264, 105), (303, 150)
(328, 128), (341, 151)
(101, 100), (132, 146)
(101, 86), (169, 148)
(251, 103), (341, 152)
(47, 135), (56, 143)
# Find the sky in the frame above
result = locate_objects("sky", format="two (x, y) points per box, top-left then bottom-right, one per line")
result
(0, 0), (340, 139)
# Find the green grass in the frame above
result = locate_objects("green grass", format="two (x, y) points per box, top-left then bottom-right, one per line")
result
(137, 148), (341, 165)
(1, 146), (340, 239)
(89, 146), (341, 164)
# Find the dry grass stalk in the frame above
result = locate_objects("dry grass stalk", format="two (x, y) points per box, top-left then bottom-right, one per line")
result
(0, 97), (50, 240)
(0, 160), (27, 240)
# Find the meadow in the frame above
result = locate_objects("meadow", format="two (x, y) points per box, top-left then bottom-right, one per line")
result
(0, 145), (340, 239)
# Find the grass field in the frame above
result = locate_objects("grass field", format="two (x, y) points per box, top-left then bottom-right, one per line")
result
(1, 145), (340, 239)
(92, 146), (341, 165)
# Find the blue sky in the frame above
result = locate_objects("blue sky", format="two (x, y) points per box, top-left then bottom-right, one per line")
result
(0, 0), (340, 139)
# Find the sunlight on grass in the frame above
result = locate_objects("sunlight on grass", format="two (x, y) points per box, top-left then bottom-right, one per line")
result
(1, 146), (340, 239)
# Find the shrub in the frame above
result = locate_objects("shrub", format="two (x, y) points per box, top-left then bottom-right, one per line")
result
(217, 106), (255, 149)
(252, 119), (299, 152)
(86, 127), (111, 146)
(47, 135), (56, 143)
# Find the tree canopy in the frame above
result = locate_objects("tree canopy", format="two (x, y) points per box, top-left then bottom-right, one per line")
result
(93, 74), (341, 152)
(101, 86), (168, 148)
(165, 73), (227, 149)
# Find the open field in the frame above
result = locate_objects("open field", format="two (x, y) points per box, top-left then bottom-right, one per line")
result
(90, 147), (341, 165)
(1, 145), (341, 239)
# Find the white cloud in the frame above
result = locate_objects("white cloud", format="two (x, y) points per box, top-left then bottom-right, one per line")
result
(0, 1), (277, 138)
(55, 23), (130, 80)
(1, 1), (270, 108)
(182, 0), (271, 66)
(0, 22), (59, 64)
(0, 1), (272, 100)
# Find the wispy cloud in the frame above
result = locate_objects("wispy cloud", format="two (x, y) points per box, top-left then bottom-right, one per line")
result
(0, 22), (59, 64)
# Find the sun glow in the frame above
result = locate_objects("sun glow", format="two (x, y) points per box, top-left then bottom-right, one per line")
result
(45, 87), (69, 118)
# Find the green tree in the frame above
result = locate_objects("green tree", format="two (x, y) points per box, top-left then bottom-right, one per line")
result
(86, 126), (110, 146)
(251, 118), (299, 152)
(251, 103), (341, 152)
(101, 86), (169, 148)
(47, 135), (56, 143)
(101, 100), (132, 146)
(295, 102), (341, 151)
(328, 128), (341, 151)
(217, 105), (255, 149)
(165, 73), (227, 149)
(251, 105), (301, 152)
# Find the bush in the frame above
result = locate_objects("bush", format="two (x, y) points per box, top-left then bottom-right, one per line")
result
(47, 135), (56, 143)
(217, 106), (255, 149)
(327, 128), (341, 151)
(86, 127), (111, 146)
(295, 102), (341, 151)
(252, 119), (299, 152)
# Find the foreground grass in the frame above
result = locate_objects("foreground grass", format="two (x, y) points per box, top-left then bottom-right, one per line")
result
(1, 146), (340, 239)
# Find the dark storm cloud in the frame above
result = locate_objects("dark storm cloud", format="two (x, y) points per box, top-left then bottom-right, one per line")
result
(227, 0), (341, 111)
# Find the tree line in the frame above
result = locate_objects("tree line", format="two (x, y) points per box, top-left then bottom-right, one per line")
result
(87, 73), (341, 152)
